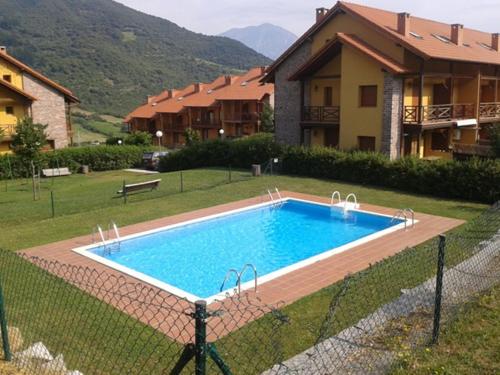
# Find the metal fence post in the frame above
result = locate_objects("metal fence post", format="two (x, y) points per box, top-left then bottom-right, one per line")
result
(0, 281), (12, 361)
(432, 234), (446, 344)
(50, 191), (55, 218)
(228, 165), (232, 183)
(194, 300), (207, 375)
(180, 172), (184, 193)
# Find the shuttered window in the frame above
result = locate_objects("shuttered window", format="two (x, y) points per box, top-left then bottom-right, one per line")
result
(359, 85), (377, 107)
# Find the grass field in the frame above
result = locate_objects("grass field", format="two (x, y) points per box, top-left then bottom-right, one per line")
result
(391, 284), (500, 375)
(0, 169), (495, 374)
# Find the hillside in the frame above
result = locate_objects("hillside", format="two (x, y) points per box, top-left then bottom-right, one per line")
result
(0, 0), (271, 117)
(220, 23), (297, 60)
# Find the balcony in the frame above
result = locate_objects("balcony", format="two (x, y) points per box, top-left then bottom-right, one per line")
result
(302, 106), (340, 123)
(403, 104), (475, 125)
(479, 102), (500, 121)
(191, 118), (221, 128)
(0, 124), (16, 139)
(224, 112), (259, 122)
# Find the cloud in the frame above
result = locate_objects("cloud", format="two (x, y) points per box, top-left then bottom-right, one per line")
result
(115, 0), (499, 35)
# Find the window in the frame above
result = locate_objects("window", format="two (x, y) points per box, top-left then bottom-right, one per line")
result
(5, 106), (14, 115)
(431, 130), (449, 151)
(477, 42), (494, 51)
(2, 74), (11, 83)
(359, 85), (377, 107)
(358, 136), (376, 151)
(431, 34), (451, 44)
(323, 87), (333, 106)
(409, 31), (423, 40)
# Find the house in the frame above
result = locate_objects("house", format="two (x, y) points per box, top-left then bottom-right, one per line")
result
(125, 67), (274, 148)
(263, 2), (500, 159)
(0, 47), (79, 153)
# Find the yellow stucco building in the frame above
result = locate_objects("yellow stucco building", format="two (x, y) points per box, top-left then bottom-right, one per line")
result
(265, 2), (500, 159)
(0, 47), (79, 153)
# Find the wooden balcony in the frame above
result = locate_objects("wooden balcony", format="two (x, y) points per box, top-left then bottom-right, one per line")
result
(224, 112), (260, 123)
(452, 143), (492, 157)
(191, 119), (221, 128)
(302, 106), (340, 123)
(0, 124), (16, 139)
(479, 102), (500, 121)
(403, 104), (475, 125)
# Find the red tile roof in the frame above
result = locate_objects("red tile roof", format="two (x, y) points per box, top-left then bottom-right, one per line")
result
(0, 50), (79, 103)
(289, 32), (410, 80)
(126, 68), (274, 122)
(0, 78), (37, 101)
(265, 1), (500, 81)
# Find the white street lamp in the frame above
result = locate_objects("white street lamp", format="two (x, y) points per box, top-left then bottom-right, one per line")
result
(117, 139), (123, 145)
(156, 130), (163, 151)
(218, 128), (225, 139)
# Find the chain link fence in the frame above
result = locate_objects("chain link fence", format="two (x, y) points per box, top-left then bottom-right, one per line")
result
(0, 203), (498, 374)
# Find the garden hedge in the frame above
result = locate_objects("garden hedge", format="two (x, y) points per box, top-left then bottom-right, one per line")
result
(0, 145), (145, 179)
(159, 134), (500, 203)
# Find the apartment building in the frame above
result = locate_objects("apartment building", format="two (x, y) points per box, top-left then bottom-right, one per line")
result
(0, 47), (79, 153)
(125, 67), (274, 148)
(263, 2), (500, 159)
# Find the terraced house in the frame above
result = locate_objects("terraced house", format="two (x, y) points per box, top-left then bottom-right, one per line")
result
(0, 47), (79, 153)
(264, 1), (500, 159)
(125, 67), (274, 147)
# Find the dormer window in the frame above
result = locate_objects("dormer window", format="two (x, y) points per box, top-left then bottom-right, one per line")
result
(463, 43), (471, 47)
(2, 74), (11, 83)
(241, 82), (248, 86)
(409, 31), (423, 39)
(431, 34), (451, 43)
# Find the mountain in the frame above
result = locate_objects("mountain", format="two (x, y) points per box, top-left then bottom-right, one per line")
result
(0, 0), (271, 117)
(219, 23), (297, 60)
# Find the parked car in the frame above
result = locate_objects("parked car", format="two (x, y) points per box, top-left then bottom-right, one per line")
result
(142, 151), (169, 170)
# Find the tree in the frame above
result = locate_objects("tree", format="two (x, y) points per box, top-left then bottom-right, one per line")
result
(184, 128), (201, 146)
(11, 118), (48, 199)
(260, 103), (274, 133)
(489, 123), (500, 158)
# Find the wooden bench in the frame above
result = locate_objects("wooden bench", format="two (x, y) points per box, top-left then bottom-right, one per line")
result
(117, 179), (161, 196)
(42, 168), (72, 177)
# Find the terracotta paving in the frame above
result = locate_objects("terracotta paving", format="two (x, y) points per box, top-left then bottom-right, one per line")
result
(20, 191), (464, 343)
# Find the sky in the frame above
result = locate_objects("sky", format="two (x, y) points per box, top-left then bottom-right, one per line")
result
(114, 0), (500, 36)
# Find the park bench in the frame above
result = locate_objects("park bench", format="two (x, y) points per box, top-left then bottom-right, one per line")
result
(42, 167), (72, 177)
(117, 179), (162, 196)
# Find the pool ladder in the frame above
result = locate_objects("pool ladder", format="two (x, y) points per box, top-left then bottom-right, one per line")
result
(391, 208), (415, 230)
(220, 264), (258, 295)
(331, 191), (359, 213)
(92, 221), (122, 254)
(266, 187), (284, 208)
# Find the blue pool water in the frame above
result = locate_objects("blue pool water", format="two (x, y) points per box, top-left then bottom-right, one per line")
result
(89, 200), (402, 299)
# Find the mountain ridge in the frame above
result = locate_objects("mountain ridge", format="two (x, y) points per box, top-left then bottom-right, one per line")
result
(0, 0), (271, 116)
(220, 23), (297, 60)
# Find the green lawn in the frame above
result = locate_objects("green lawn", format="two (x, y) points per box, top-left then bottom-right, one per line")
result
(391, 284), (500, 375)
(0, 168), (486, 251)
(0, 169), (495, 374)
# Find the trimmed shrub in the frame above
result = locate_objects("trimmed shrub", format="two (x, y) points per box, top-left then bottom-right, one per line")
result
(159, 133), (281, 172)
(0, 145), (145, 179)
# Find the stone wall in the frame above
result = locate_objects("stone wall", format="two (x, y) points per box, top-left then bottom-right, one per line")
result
(381, 73), (403, 159)
(22, 74), (69, 149)
(274, 41), (312, 146)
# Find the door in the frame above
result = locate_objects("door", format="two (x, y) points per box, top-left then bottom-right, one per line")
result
(324, 127), (339, 147)
(432, 80), (451, 105)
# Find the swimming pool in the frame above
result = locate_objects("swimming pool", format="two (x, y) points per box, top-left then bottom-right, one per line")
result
(74, 198), (406, 302)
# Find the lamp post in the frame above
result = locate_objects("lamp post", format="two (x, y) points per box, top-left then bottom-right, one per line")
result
(218, 128), (225, 140)
(117, 139), (122, 146)
(156, 130), (163, 151)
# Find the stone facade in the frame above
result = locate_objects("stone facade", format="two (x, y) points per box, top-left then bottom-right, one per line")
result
(22, 74), (69, 149)
(381, 72), (403, 159)
(274, 41), (312, 146)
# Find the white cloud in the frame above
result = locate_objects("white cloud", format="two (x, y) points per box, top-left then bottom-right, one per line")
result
(115, 0), (499, 36)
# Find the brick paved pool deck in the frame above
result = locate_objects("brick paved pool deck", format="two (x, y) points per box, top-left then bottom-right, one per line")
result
(20, 191), (464, 343)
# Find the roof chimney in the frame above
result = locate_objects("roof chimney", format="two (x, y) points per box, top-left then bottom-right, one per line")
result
(147, 95), (155, 104)
(224, 75), (234, 86)
(0, 46), (6, 54)
(492, 33), (499, 51)
(259, 66), (267, 75)
(451, 24), (464, 45)
(194, 83), (203, 93)
(316, 8), (328, 23)
(168, 89), (177, 98)
(397, 13), (410, 37)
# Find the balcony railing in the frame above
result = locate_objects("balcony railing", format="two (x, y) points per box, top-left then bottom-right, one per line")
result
(191, 118), (221, 128)
(225, 112), (259, 122)
(452, 143), (492, 157)
(302, 106), (340, 123)
(0, 124), (16, 138)
(479, 102), (500, 120)
(404, 104), (475, 124)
